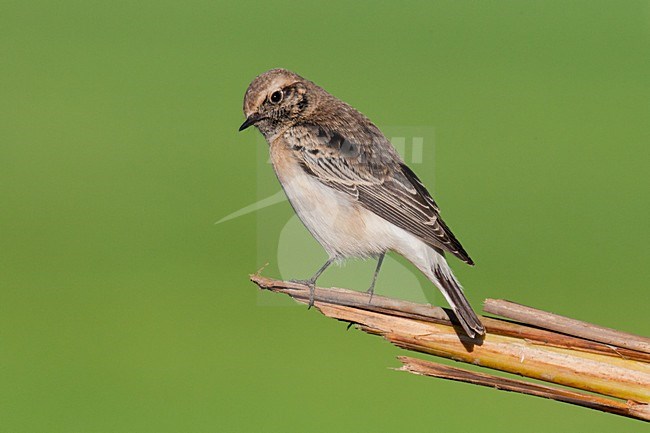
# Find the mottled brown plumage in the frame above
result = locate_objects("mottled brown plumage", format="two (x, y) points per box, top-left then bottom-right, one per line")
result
(239, 68), (484, 337)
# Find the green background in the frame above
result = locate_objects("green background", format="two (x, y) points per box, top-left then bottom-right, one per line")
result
(2, 1), (649, 432)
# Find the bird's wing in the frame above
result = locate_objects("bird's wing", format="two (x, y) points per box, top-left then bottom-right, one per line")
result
(287, 123), (474, 265)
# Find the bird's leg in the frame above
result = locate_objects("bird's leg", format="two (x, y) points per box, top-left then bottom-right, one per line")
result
(366, 252), (385, 302)
(291, 258), (335, 308)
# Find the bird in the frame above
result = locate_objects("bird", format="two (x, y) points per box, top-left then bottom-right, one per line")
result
(238, 68), (485, 338)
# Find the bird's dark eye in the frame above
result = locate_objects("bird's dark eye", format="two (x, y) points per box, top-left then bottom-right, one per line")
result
(270, 90), (283, 104)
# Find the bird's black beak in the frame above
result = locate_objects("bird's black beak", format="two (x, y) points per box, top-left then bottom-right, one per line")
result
(238, 113), (263, 132)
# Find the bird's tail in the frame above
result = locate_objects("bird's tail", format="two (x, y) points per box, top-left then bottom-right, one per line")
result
(426, 251), (485, 338)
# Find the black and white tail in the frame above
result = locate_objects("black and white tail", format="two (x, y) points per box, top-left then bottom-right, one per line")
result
(428, 251), (485, 338)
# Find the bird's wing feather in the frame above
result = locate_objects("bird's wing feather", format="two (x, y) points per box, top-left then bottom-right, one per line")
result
(287, 123), (474, 265)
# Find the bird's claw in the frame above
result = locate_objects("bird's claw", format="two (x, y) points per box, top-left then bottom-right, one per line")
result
(365, 286), (375, 304)
(290, 279), (316, 308)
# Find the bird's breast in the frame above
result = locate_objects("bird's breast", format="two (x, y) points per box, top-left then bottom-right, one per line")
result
(269, 143), (392, 259)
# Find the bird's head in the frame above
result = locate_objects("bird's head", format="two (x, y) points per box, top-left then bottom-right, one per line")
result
(239, 68), (316, 139)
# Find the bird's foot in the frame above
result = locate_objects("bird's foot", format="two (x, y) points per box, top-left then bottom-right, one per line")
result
(289, 279), (317, 308)
(365, 285), (375, 304)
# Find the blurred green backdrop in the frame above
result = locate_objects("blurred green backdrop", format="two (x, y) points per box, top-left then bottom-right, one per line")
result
(1, 1), (649, 432)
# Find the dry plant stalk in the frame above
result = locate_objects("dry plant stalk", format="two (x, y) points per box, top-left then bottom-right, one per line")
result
(483, 298), (650, 354)
(397, 356), (650, 421)
(250, 275), (650, 422)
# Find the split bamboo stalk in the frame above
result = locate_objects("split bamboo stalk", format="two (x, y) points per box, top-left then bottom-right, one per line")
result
(250, 274), (650, 422)
(397, 356), (650, 422)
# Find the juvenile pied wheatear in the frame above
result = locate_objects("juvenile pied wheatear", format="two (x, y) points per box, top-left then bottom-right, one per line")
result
(239, 69), (485, 338)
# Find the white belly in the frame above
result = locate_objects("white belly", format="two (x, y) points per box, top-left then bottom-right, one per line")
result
(273, 158), (397, 259)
